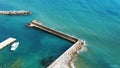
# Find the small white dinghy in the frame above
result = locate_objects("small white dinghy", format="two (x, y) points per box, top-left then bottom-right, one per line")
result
(10, 42), (19, 51)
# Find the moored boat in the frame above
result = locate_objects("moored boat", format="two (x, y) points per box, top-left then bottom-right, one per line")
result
(10, 42), (19, 51)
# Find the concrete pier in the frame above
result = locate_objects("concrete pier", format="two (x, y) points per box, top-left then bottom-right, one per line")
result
(0, 10), (31, 15)
(28, 20), (78, 43)
(0, 38), (16, 50)
(48, 40), (84, 68)
(28, 20), (85, 68)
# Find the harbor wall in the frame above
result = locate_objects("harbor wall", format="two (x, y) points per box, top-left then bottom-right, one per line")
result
(28, 20), (78, 43)
(28, 20), (84, 68)
(48, 40), (83, 68)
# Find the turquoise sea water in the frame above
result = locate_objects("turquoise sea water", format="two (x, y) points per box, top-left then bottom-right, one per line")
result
(0, 16), (73, 68)
(0, 0), (120, 68)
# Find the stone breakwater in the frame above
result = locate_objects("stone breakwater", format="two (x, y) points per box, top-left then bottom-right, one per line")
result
(28, 20), (78, 43)
(48, 40), (84, 68)
(0, 10), (31, 15)
(28, 20), (85, 68)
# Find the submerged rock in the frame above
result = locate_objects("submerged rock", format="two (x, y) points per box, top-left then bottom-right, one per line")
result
(40, 56), (56, 68)
(10, 59), (23, 68)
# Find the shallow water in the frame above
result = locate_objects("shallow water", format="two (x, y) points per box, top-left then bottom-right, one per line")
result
(0, 17), (73, 68)
(0, 0), (120, 68)
(0, 1), (73, 68)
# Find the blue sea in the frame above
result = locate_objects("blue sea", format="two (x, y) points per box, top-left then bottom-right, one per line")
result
(0, 0), (120, 68)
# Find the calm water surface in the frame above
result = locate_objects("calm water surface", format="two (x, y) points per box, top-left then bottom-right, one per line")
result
(0, 0), (120, 68)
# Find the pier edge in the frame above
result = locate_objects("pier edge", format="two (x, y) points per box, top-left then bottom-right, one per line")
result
(28, 20), (85, 68)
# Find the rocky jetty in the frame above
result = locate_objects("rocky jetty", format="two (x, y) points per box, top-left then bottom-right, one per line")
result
(0, 10), (31, 15)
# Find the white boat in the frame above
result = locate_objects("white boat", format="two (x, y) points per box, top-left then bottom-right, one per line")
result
(10, 42), (19, 51)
